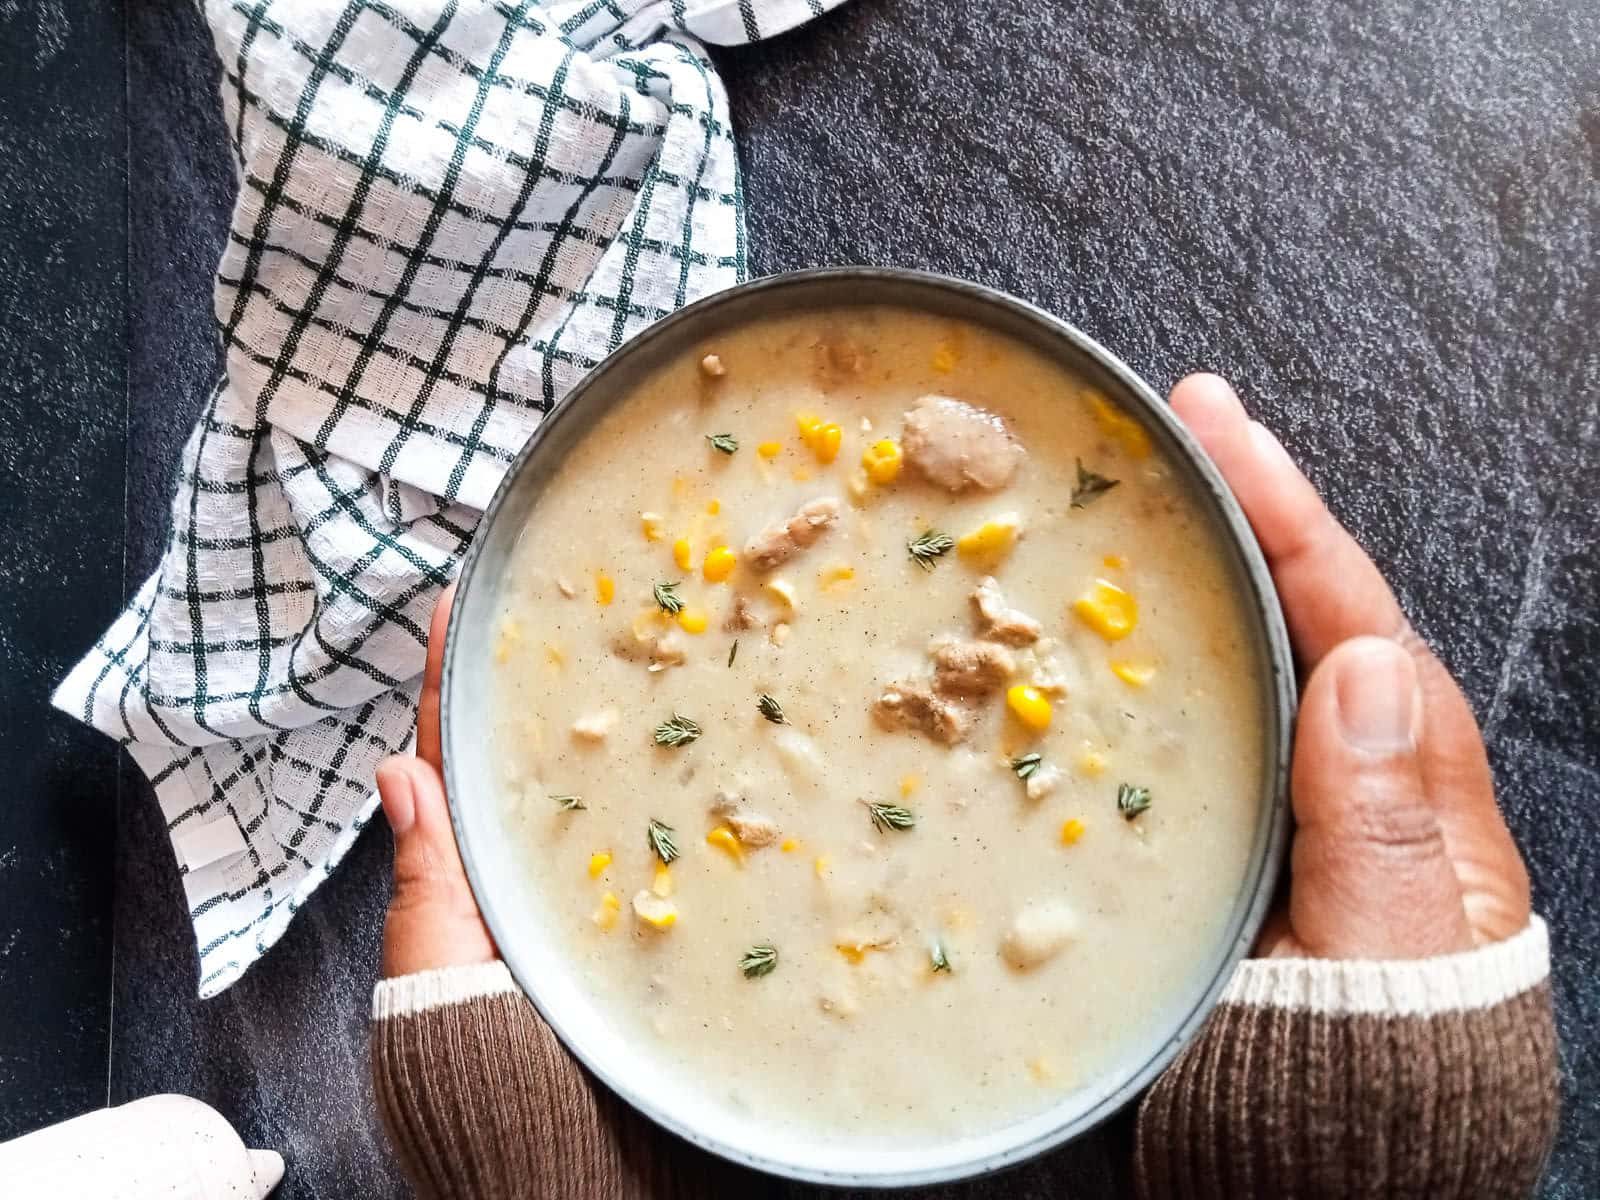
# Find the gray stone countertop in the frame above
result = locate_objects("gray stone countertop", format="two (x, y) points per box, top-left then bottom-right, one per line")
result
(1, 0), (1593, 1196)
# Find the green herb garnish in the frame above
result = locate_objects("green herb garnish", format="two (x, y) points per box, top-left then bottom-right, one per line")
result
(653, 580), (684, 614)
(740, 943), (778, 978)
(1117, 783), (1152, 821)
(930, 940), (951, 973)
(647, 818), (680, 865)
(706, 433), (739, 455)
(907, 530), (955, 570)
(728, 639), (739, 668)
(550, 794), (585, 811)
(864, 800), (917, 833)
(1070, 458), (1121, 508)
(653, 713), (702, 748)
(757, 693), (787, 725)
(1010, 752), (1043, 781)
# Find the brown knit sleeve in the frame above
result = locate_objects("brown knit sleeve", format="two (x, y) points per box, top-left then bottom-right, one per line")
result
(1135, 918), (1560, 1200)
(369, 962), (752, 1200)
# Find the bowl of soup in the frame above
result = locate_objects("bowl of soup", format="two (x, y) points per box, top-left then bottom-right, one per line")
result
(442, 268), (1294, 1187)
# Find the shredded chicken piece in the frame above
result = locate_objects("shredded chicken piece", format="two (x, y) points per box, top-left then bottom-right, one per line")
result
(972, 576), (1042, 646)
(744, 497), (842, 572)
(901, 394), (1025, 492)
(571, 709), (617, 742)
(609, 628), (686, 671)
(723, 596), (761, 631)
(930, 638), (1015, 697)
(872, 681), (970, 745)
(710, 791), (781, 847)
(700, 353), (726, 377)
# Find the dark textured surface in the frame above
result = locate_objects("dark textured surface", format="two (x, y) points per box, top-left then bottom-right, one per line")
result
(1, 0), (1594, 1196)
(0, 0), (124, 1142)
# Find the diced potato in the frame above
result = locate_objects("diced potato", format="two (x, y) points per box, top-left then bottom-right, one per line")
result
(640, 512), (664, 542)
(632, 891), (678, 930)
(571, 709), (617, 741)
(1001, 901), (1079, 969)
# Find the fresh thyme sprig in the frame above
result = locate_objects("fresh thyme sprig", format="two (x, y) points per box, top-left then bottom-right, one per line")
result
(706, 433), (739, 455)
(756, 693), (787, 725)
(1117, 783), (1152, 821)
(930, 940), (951, 973)
(550, 794), (585, 811)
(740, 944), (778, 978)
(653, 580), (684, 614)
(1070, 458), (1121, 508)
(864, 800), (917, 833)
(728, 639), (739, 668)
(647, 818), (680, 865)
(653, 713), (702, 748)
(907, 529), (955, 570)
(1010, 752), (1043, 781)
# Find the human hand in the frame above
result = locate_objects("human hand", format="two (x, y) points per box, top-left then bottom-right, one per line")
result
(1172, 374), (1531, 960)
(374, 584), (496, 978)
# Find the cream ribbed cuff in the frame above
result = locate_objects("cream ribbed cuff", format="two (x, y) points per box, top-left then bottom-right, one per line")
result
(372, 960), (519, 1020)
(1222, 917), (1549, 1017)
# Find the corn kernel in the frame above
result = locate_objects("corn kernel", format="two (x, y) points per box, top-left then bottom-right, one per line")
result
(757, 440), (782, 460)
(931, 344), (957, 373)
(706, 826), (744, 864)
(1086, 390), (1152, 459)
(795, 411), (822, 439)
(812, 422), (842, 463)
(702, 545), (736, 583)
(594, 572), (615, 606)
(1060, 818), (1086, 846)
(813, 854), (831, 878)
(587, 851), (611, 879)
(1102, 553), (1127, 569)
(640, 512), (664, 542)
(672, 538), (693, 571)
(836, 943), (868, 965)
(820, 563), (855, 591)
(676, 607), (709, 634)
(632, 892), (678, 930)
(592, 891), (621, 931)
(780, 838), (799, 853)
(861, 438), (903, 484)
(899, 774), (920, 798)
(1007, 684), (1053, 731)
(956, 513), (1022, 563)
(1110, 661), (1156, 687)
(706, 498), (721, 515)
(652, 865), (673, 897)
(1073, 579), (1139, 641)
(1078, 748), (1108, 777)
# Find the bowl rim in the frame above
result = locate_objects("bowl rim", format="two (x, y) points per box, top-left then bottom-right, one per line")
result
(443, 265), (1295, 1189)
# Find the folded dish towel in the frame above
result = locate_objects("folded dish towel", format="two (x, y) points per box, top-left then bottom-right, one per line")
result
(54, 0), (844, 997)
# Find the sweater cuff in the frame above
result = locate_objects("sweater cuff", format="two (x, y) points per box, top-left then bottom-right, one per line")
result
(371, 960), (519, 1020)
(1222, 915), (1550, 1016)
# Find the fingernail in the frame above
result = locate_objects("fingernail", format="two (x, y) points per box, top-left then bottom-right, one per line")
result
(1334, 637), (1420, 754)
(377, 760), (416, 835)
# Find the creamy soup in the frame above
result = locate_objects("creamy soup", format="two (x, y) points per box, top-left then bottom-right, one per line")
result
(488, 306), (1265, 1142)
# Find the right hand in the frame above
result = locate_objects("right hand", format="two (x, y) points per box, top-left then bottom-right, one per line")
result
(1171, 374), (1531, 960)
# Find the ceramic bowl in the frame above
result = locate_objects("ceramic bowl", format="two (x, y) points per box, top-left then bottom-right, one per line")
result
(443, 267), (1294, 1189)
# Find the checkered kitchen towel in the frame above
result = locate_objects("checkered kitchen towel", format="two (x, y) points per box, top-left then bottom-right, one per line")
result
(53, 0), (845, 997)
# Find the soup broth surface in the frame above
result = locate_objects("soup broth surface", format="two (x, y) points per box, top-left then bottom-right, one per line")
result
(489, 306), (1266, 1141)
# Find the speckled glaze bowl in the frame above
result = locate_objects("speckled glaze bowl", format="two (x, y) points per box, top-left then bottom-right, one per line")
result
(442, 268), (1295, 1189)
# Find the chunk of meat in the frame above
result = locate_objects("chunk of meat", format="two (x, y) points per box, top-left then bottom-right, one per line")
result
(972, 576), (1042, 646)
(609, 627), (687, 671)
(872, 682), (970, 745)
(901, 395), (1025, 492)
(1000, 901), (1079, 969)
(744, 497), (841, 572)
(813, 332), (868, 389)
(710, 792), (781, 848)
(723, 596), (761, 632)
(930, 638), (1015, 697)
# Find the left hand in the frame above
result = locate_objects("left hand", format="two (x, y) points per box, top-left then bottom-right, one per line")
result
(374, 584), (495, 978)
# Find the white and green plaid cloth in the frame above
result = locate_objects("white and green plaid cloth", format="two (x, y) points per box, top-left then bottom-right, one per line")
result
(53, 0), (844, 997)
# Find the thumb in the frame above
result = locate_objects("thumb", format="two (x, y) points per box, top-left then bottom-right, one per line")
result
(376, 754), (496, 977)
(1283, 636), (1474, 960)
